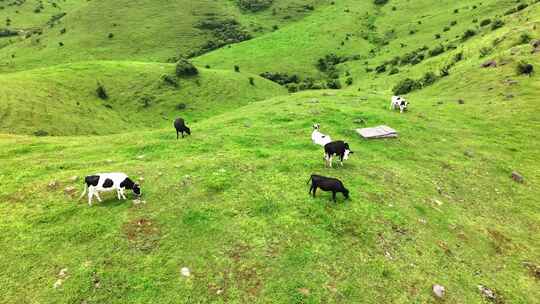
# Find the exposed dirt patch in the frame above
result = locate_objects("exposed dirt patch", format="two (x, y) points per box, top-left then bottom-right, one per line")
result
(487, 229), (512, 254)
(523, 262), (540, 280)
(122, 218), (160, 252)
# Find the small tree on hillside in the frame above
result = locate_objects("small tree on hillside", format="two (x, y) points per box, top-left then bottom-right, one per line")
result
(176, 59), (198, 77)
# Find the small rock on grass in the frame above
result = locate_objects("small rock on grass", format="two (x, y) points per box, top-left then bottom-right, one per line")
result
(180, 267), (191, 277)
(432, 284), (446, 298)
(48, 181), (59, 190)
(298, 288), (310, 296)
(70, 176), (79, 182)
(478, 285), (497, 301)
(511, 171), (524, 183)
(53, 279), (63, 289)
(64, 186), (77, 195)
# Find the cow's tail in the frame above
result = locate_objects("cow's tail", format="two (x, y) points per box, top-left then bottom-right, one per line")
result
(78, 183), (88, 201)
(306, 175), (313, 185)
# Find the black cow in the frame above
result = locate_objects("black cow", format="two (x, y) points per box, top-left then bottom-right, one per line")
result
(307, 174), (349, 202)
(174, 118), (191, 139)
(324, 141), (353, 167)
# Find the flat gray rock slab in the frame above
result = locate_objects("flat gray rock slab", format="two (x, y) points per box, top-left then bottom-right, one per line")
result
(356, 125), (398, 139)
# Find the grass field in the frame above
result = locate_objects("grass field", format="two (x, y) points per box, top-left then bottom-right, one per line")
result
(1, 0), (539, 303)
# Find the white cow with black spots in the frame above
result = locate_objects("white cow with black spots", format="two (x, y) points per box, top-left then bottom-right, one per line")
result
(79, 173), (141, 206)
(390, 96), (409, 113)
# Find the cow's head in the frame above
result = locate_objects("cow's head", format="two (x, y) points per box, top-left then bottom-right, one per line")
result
(133, 184), (141, 196)
(400, 100), (409, 110)
(185, 127), (191, 135)
(342, 187), (350, 199)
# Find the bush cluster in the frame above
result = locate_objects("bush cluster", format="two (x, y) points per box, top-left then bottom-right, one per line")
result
(237, 0), (273, 12)
(392, 71), (441, 95)
(176, 59), (198, 77)
(191, 19), (251, 56)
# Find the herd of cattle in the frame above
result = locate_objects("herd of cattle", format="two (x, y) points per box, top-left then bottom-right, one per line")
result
(79, 96), (409, 205)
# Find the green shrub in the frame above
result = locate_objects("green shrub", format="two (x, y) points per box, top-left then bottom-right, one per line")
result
(389, 67), (399, 75)
(161, 74), (179, 88)
(192, 19), (251, 56)
(34, 130), (49, 137)
(375, 64), (387, 73)
(249, 77), (255, 85)
(518, 33), (532, 45)
(421, 72), (438, 86)
(429, 45), (445, 57)
(260, 72), (299, 85)
(491, 19), (504, 30)
(479, 47), (493, 58)
(176, 59), (198, 77)
(326, 79), (342, 89)
(176, 103), (187, 110)
(461, 29), (476, 41)
(345, 77), (353, 86)
(516, 61), (533, 75)
(374, 0), (389, 5)
(237, 0), (273, 12)
(234, 65), (240, 72)
(393, 78), (421, 95)
(480, 19), (491, 26)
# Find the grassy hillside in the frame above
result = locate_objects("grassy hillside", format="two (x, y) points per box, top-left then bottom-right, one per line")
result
(0, 61), (286, 135)
(195, 0), (531, 83)
(1, 75), (539, 302)
(0, 0), (324, 72)
(1, 0), (539, 303)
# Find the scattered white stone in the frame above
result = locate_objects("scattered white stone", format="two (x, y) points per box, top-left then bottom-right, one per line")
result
(48, 181), (59, 189)
(478, 285), (497, 300)
(106, 159), (113, 164)
(137, 155), (145, 160)
(133, 199), (146, 205)
(433, 199), (443, 206)
(180, 267), (191, 277)
(64, 186), (77, 195)
(432, 284), (446, 298)
(53, 279), (63, 289)
(216, 289), (223, 295)
(70, 176), (79, 182)
(58, 268), (68, 278)
(138, 177), (145, 182)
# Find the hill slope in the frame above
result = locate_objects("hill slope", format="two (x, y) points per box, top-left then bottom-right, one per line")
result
(0, 61), (286, 135)
(0, 0), (539, 303)
(0, 0), (325, 72)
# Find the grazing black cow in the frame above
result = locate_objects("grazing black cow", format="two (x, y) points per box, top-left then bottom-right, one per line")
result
(174, 117), (191, 139)
(307, 174), (349, 202)
(324, 141), (353, 167)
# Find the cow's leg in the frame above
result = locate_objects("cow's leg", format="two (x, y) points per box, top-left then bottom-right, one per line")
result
(117, 189), (122, 200)
(120, 189), (127, 199)
(312, 186), (317, 197)
(328, 156), (333, 168)
(332, 191), (336, 202)
(88, 189), (94, 206)
(309, 185), (313, 195)
(340, 155), (344, 167)
(94, 192), (102, 203)
(181, 131), (185, 138)
(177, 131), (179, 140)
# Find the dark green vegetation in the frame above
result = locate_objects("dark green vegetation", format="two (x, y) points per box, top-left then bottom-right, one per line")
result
(1, 0), (539, 303)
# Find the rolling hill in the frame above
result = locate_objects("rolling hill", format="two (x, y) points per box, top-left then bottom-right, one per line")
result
(0, 0), (539, 303)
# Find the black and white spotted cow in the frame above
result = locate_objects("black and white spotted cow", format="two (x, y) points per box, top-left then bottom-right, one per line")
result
(79, 173), (141, 206)
(324, 141), (354, 168)
(390, 96), (409, 113)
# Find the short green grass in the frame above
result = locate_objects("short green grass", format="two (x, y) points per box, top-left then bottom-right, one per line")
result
(1, 0), (540, 303)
